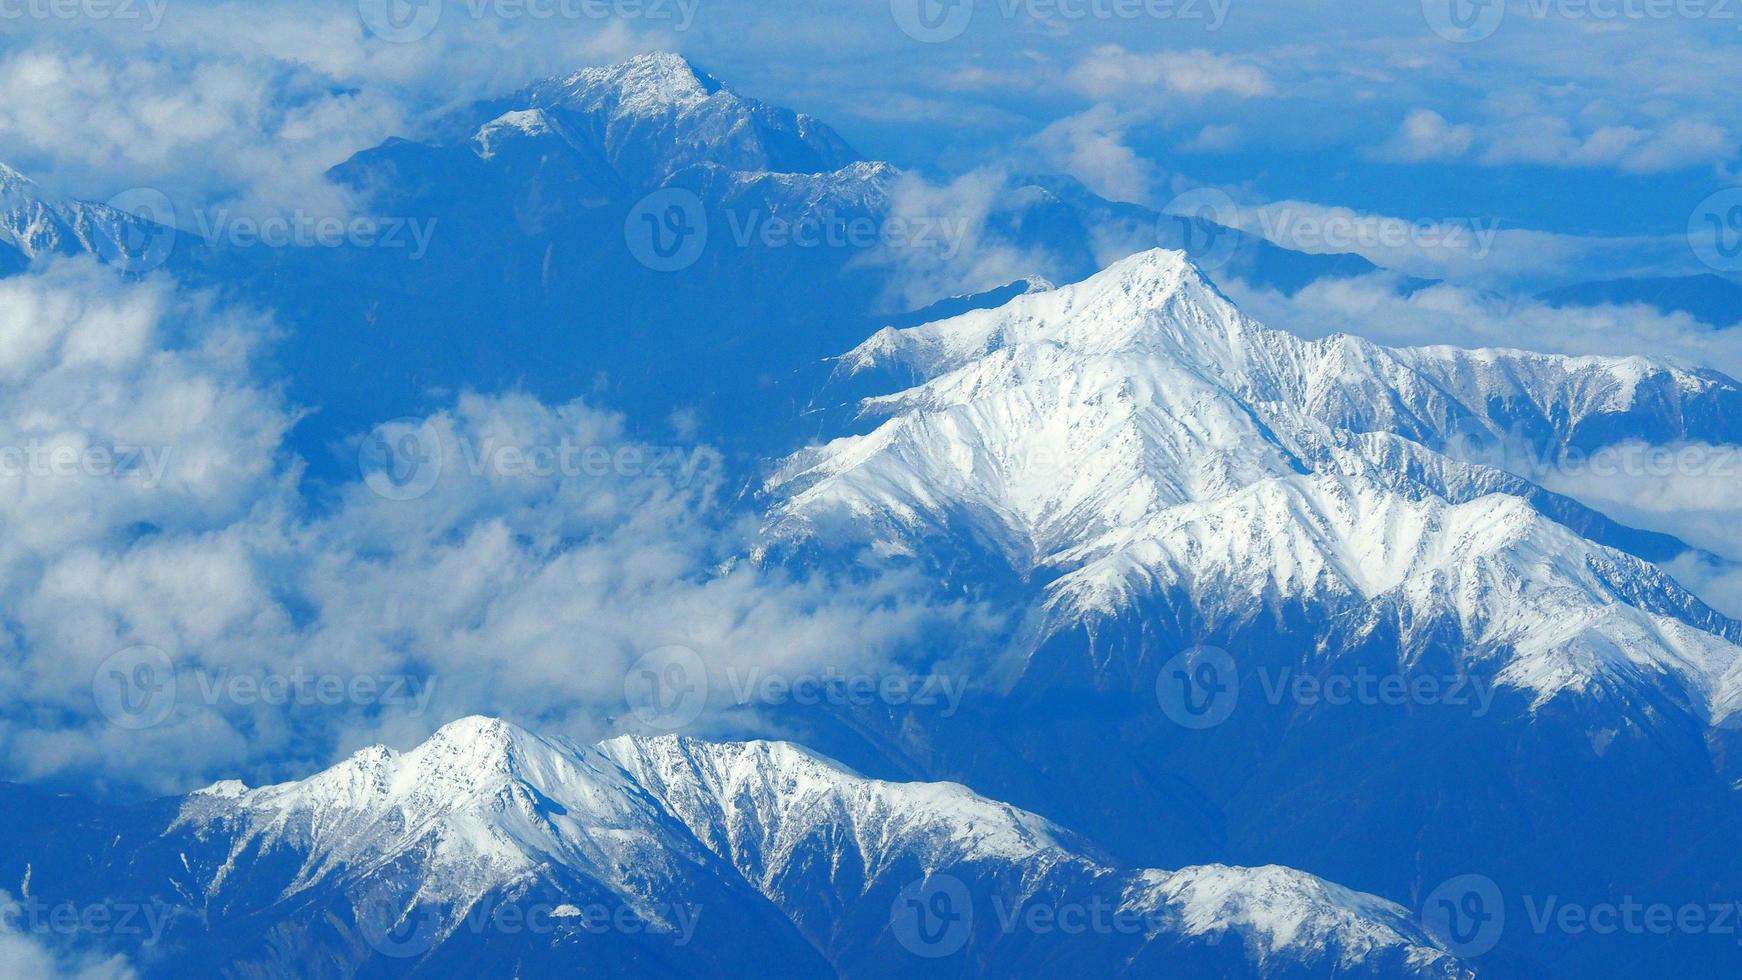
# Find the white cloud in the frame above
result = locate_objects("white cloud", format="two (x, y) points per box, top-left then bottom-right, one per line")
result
(1228, 271), (1742, 380)
(0, 893), (136, 980)
(1068, 46), (1273, 101)
(1026, 106), (1155, 205)
(1221, 196), (1698, 289)
(1376, 108), (1473, 162)
(0, 260), (992, 794)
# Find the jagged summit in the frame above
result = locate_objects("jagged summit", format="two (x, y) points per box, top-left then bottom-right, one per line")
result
(0, 159), (165, 267)
(156, 717), (1466, 977)
(765, 247), (1742, 722)
(540, 51), (725, 112)
(495, 51), (858, 180)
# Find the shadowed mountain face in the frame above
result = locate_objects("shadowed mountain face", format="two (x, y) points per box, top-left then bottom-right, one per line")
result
(0, 717), (1468, 979)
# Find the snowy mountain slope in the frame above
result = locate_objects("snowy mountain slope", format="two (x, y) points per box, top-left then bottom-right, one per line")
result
(0, 163), (166, 271)
(601, 733), (1469, 978)
(763, 248), (1742, 723)
(9, 717), (1468, 978)
(515, 52), (859, 182)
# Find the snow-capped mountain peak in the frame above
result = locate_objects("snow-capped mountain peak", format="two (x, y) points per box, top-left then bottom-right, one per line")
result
(151, 718), (1466, 976)
(510, 52), (859, 180)
(544, 51), (724, 113)
(765, 247), (1742, 723)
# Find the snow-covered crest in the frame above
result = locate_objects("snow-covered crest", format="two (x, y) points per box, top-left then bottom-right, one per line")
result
(168, 715), (1466, 975)
(764, 248), (1742, 720)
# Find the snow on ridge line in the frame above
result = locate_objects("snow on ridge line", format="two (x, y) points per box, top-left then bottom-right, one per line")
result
(762, 245), (1742, 721)
(166, 715), (1464, 973)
